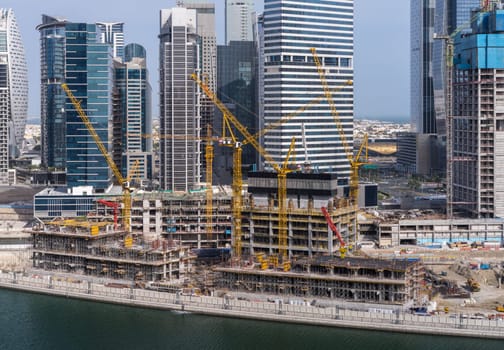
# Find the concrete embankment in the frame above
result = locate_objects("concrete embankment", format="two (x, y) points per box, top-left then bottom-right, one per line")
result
(0, 271), (503, 340)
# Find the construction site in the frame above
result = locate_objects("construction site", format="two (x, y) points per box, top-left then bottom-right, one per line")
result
(26, 53), (454, 310)
(25, 55), (434, 308)
(216, 256), (424, 304)
(30, 220), (189, 282)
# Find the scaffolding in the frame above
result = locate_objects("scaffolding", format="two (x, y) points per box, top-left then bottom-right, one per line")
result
(241, 198), (357, 259)
(216, 256), (424, 304)
(129, 191), (232, 249)
(30, 222), (190, 282)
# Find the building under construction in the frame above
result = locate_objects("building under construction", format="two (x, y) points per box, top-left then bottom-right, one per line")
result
(130, 190), (232, 248)
(241, 172), (358, 258)
(30, 220), (189, 282)
(34, 188), (233, 249)
(216, 256), (425, 304)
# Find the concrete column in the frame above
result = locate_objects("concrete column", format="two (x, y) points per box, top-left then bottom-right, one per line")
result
(308, 217), (313, 258)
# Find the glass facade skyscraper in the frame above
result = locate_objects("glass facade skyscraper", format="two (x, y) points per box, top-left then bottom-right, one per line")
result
(0, 8), (28, 184)
(37, 16), (113, 192)
(452, 7), (504, 218)
(263, 0), (354, 176)
(411, 0), (436, 134)
(433, 0), (480, 136)
(159, 7), (201, 192)
(216, 41), (258, 183)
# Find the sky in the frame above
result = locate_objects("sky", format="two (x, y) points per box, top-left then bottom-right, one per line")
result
(2, 0), (410, 121)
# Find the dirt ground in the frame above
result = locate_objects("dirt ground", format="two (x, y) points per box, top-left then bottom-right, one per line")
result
(365, 247), (504, 314)
(0, 251), (31, 271)
(0, 185), (42, 205)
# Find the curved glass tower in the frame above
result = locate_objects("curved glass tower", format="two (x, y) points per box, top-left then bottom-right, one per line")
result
(0, 8), (28, 183)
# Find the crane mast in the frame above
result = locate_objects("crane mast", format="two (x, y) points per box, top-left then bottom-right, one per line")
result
(62, 83), (133, 247)
(191, 73), (294, 264)
(310, 48), (367, 205)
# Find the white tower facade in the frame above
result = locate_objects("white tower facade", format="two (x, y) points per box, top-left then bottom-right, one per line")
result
(96, 22), (125, 60)
(225, 0), (255, 44)
(159, 7), (201, 192)
(263, 0), (354, 176)
(0, 8), (28, 184)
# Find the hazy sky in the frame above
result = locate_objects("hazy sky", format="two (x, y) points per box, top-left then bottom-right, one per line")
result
(2, 0), (410, 120)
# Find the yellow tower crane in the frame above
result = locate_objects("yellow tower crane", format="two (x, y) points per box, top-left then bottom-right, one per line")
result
(191, 74), (351, 264)
(62, 83), (135, 247)
(310, 48), (368, 205)
(191, 73), (298, 268)
(205, 124), (214, 243)
(129, 125), (217, 245)
(433, 9), (484, 218)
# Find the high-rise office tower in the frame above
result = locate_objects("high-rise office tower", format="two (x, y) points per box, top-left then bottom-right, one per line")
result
(37, 15), (113, 192)
(0, 9), (28, 184)
(263, 0), (354, 176)
(225, 0), (255, 44)
(159, 7), (201, 192)
(114, 43), (152, 182)
(406, 0), (449, 176)
(96, 22), (125, 61)
(181, 1), (216, 176)
(252, 12), (264, 169)
(433, 0), (480, 136)
(216, 41), (258, 183)
(452, 7), (504, 218)
(411, 0), (436, 135)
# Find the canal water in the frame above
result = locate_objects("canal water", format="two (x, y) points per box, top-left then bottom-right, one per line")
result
(0, 288), (501, 350)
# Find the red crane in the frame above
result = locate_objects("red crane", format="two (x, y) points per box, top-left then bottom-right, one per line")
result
(321, 206), (348, 258)
(97, 199), (120, 230)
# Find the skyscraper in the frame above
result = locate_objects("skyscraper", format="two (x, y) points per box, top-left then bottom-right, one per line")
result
(411, 0), (436, 135)
(37, 16), (113, 192)
(262, 0), (354, 176)
(225, 0), (255, 44)
(96, 22), (125, 60)
(452, 7), (504, 218)
(181, 1), (216, 176)
(217, 41), (258, 183)
(0, 8), (28, 184)
(114, 43), (152, 182)
(159, 7), (201, 192)
(433, 0), (480, 136)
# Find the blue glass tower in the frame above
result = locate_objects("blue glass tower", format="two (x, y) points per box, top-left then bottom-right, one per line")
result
(217, 41), (258, 183)
(453, 7), (504, 218)
(38, 16), (113, 192)
(433, 0), (480, 136)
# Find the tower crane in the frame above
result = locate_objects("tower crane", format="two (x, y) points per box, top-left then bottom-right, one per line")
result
(96, 160), (139, 231)
(433, 9), (484, 218)
(205, 124), (214, 243)
(62, 83), (136, 247)
(128, 125), (218, 245)
(191, 73), (297, 267)
(310, 48), (368, 205)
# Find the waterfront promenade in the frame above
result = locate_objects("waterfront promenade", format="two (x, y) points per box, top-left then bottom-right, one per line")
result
(0, 271), (503, 340)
